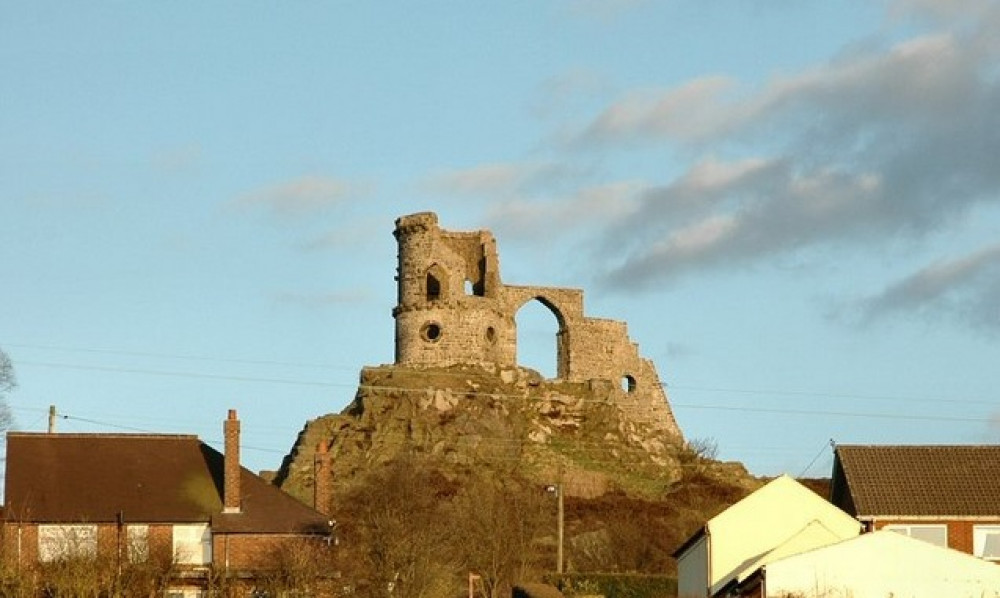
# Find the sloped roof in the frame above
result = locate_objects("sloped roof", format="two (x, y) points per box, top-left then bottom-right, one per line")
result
(3, 432), (330, 535)
(832, 445), (1000, 517)
(741, 530), (1000, 597)
(675, 475), (860, 597)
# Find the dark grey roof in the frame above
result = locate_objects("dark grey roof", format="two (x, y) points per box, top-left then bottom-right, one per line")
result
(832, 445), (1000, 517)
(4, 432), (329, 535)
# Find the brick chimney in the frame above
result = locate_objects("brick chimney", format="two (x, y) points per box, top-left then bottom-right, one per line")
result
(223, 409), (241, 514)
(313, 441), (332, 516)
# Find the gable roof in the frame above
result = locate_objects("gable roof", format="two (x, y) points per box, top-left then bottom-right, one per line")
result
(4, 432), (330, 535)
(740, 530), (1000, 597)
(832, 445), (1000, 517)
(675, 475), (860, 597)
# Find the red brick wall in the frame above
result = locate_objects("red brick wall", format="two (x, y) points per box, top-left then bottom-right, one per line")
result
(213, 533), (327, 571)
(1, 522), (39, 565)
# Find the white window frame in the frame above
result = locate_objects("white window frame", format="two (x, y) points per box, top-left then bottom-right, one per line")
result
(172, 524), (212, 566)
(973, 525), (1000, 561)
(884, 523), (948, 548)
(126, 524), (149, 563)
(38, 524), (98, 562)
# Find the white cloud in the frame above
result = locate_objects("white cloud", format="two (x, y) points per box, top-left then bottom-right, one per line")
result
(482, 179), (643, 239)
(578, 76), (739, 145)
(423, 161), (579, 199)
(232, 175), (369, 219)
(860, 243), (1000, 332)
(589, 10), (1000, 293)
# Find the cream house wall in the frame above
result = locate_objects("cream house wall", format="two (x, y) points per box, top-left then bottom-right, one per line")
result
(676, 533), (708, 598)
(703, 475), (861, 596)
(761, 530), (1000, 598)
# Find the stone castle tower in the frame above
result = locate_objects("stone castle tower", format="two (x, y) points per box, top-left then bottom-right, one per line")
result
(392, 212), (681, 436)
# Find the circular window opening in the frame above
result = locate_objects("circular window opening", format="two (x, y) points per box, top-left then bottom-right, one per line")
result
(485, 326), (497, 344)
(621, 374), (637, 394)
(420, 322), (442, 343)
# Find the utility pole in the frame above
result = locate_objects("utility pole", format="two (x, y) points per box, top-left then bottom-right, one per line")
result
(557, 483), (564, 575)
(547, 483), (565, 575)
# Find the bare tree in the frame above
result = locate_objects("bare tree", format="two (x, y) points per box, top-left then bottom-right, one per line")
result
(446, 473), (550, 598)
(0, 348), (16, 433)
(337, 457), (461, 598)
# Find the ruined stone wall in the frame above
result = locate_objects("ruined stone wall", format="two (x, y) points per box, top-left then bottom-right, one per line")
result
(392, 212), (681, 437)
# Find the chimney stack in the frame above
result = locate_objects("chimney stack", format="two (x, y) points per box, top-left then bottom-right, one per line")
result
(223, 409), (241, 514)
(313, 441), (333, 516)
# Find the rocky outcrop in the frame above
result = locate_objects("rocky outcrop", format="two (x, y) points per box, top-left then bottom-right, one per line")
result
(273, 363), (749, 506)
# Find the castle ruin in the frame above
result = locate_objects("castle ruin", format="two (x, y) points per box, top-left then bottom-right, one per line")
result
(392, 212), (681, 437)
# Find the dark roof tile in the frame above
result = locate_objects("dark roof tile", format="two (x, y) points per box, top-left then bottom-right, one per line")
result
(4, 432), (329, 535)
(834, 445), (1000, 517)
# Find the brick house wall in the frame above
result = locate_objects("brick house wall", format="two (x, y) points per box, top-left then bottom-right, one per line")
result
(1, 522), (176, 570)
(213, 533), (329, 572)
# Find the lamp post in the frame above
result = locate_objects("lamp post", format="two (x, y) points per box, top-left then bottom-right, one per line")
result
(546, 484), (564, 574)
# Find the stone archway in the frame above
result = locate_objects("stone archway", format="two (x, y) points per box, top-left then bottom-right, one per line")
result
(512, 294), (569, 379)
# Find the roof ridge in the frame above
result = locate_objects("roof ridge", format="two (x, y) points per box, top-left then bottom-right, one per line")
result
(7, 432), (198, 439)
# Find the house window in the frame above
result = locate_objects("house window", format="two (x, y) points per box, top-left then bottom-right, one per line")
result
(127, 524), (149, 563)
(884, 524), (948, 548)
(172, 524), (212, 565)
(974, 525), (1000, 560)
(38, 524), (98, 562)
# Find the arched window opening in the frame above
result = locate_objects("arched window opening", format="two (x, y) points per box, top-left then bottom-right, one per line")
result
(426, 272), (441, 301)
(621, 374), (637, 394)
(515, 299), (560, 379)
(464, 279), (474, 295)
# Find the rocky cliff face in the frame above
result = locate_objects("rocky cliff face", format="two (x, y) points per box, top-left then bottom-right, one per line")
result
(273, 363), (751, 506)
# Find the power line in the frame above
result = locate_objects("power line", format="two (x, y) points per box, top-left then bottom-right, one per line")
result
(12, 360), (1000, 425)
(5, 342), (355, 371)
(11, 344), (998, 408)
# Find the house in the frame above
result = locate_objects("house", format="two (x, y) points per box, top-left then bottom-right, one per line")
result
(1, 410), (333, 596)
(673, 475), (861, 598)
(733, 529), (1000, 598)
(830, 444), (1000, 561)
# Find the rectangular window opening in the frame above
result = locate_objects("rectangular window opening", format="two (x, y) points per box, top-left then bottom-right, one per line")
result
(884, 524), (948, 548)
(974, 525), (1000, 560)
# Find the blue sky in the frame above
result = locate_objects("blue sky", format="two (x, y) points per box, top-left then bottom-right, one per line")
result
(3, 0), (999, 478)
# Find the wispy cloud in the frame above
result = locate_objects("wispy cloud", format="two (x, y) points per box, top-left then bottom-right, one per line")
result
(577, 76), (740, 146)
(481, 179), (643, 240)
(232, 175), (370, 220)
(585, 7), (1000, 293)
(859, 243), (1000, 332)
(423, 161), (579, 199)
(151, 143), (203, 173)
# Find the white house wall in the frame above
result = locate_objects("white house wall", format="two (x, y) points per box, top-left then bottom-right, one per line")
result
(705, 475), (860, 596)
(762, 531), (1000, 598)
(677, 533), (708, 598)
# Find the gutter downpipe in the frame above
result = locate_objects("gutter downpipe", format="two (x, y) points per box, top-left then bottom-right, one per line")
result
(859, 516), (875, 533)
(705, 525), (712, 598)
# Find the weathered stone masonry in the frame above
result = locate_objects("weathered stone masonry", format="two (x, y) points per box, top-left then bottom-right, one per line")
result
(392, 212), (681, 436)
